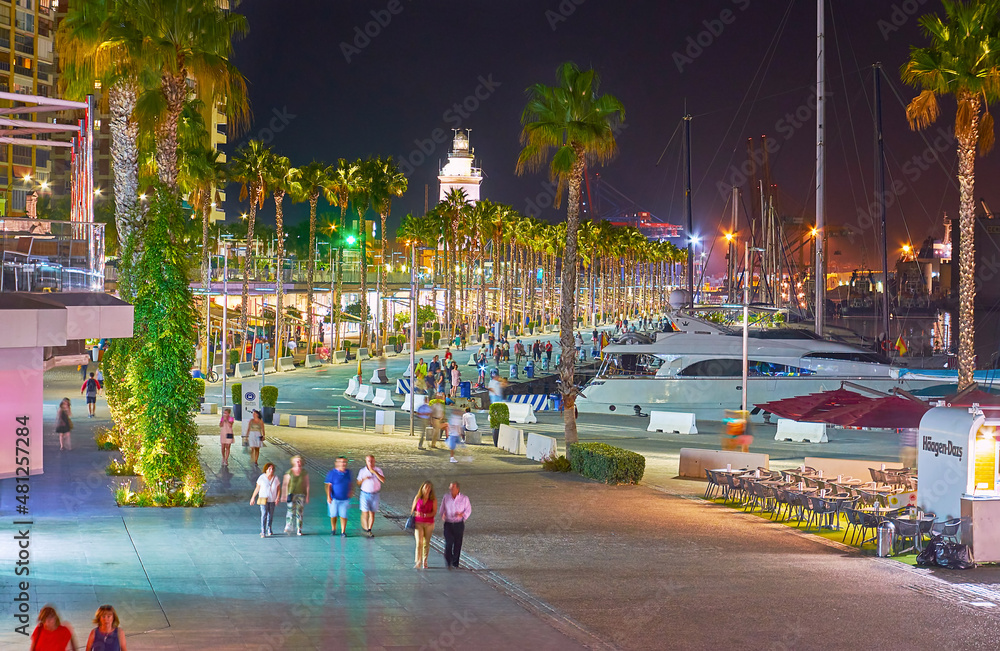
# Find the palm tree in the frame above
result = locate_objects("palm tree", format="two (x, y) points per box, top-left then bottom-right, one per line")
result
(440, 188), (469, 337)
(353, 160), (374, 347)
(902, 0), (1000, 390)
(292, 161), (333, 355)
(127, 0), (250, 190)
(327, 159), (361, 351)
(517, 64), (624, 448)
(366, 157), (409, 349)
(228, 140), (270, 358)
(265, 154), (299, 361)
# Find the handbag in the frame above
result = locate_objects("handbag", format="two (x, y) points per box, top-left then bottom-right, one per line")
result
(256, 496), (267, 506)
(404, 512), (416, 531)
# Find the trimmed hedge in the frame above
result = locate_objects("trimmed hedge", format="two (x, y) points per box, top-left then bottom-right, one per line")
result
(260, 385), (279, 408)
(489, 402), (509, 429)
(231, 382), (242, 405)
(568, 442), (645, 485)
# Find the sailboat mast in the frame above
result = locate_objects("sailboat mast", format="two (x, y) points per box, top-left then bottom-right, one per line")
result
(874, 63), (890, 348)
(684, 114), (694, 307)
(815, 0), (826, 335)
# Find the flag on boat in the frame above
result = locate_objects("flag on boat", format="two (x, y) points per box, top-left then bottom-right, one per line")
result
(599, 332), (609, 359)
(894, 335), (907, 356)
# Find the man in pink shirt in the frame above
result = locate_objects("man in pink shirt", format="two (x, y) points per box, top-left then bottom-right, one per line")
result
(438, 481), (472, 569)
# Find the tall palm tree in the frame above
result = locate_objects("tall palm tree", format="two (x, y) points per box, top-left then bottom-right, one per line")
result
(353, 159), (375, 347)
(440, 188), (469, 337)
(366, 157), (409, 349)
(292, 161), (333, 355)
(517, 67), (623, 447)
(902, 0), (1000, 390)
(127, 0), (250, 190)
(265, 154), (299, 361)
(327, 159), (361, 350)
(228, 140), (270, 358)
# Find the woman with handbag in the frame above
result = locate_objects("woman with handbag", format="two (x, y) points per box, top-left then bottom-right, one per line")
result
(219, 408), (235, 467)
(250, 463), (280, 538)
(246, 409), (266, 466)
(410, 481), (437, 569)
(55, 398), (73, 451)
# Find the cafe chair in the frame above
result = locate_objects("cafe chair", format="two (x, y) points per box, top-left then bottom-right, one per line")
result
(930, 517), (963, 544)
(892, 518), (921, 556)
(704, 469), (722, 500)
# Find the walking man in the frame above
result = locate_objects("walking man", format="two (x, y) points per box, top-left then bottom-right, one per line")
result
(438, 482), (471, 569)
(282, 455), (310, 536)
(545, 341), (553, 365)
(80, 372), (101, 418)
(325, 456), (352, 536)
(357, 454), (385, 537)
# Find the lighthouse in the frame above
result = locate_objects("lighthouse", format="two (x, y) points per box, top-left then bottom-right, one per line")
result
(438, 129), (482, 202)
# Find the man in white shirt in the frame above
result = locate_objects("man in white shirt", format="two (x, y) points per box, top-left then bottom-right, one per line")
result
(356, 455), (385, 537)
(461, 407), (478, 442)
(438, 482), (472, 569)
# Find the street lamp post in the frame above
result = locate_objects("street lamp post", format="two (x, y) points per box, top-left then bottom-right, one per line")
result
(409, 243), (417, 438)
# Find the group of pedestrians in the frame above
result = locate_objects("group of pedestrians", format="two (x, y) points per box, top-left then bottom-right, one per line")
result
(248, 455), (310, 537)
(29, 604), (125, 651)
(413, 354), (463, 397)
(408, 480), (472, 570)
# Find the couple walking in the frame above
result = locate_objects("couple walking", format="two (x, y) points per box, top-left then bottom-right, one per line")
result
(248, 456), (310, 537)
(410, 481), (471, 570)
(323, 454), (383, 538)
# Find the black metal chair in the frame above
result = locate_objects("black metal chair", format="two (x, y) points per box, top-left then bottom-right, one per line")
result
(892, 518), (921, 555)
(930, 517), (963, 544)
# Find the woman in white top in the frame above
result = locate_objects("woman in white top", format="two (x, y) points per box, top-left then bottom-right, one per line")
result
(249, 462), (280, 537)
(246, 410), (266, 466)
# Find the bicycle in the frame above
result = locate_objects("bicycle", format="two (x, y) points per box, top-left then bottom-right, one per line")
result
(206, 369), (220, 383)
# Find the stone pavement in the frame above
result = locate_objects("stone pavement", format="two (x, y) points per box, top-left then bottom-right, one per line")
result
(0, 372), (589, 650)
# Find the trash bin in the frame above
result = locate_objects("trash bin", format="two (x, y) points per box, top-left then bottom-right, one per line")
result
(877, 521), (896, 557)
(541, 358), (550, 372)
(525, 362), (535, 379)
(509, 364), (518, 379)
(459, 381), (471, 398)
(549, 394), (563, 411)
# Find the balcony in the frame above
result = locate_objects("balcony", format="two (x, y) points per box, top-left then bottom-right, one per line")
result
(13, 65), (31, 77)
(1, 219), (106, 293)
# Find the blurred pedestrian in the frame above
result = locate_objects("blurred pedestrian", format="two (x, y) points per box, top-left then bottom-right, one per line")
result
(325, 456), (352, 536)
(410, 481), (437, 569)
(439, 482), (472, 570)
(282, 455), (310, 536)
(219, 408), (234, 467)
(356, 455), (385, 537)
(247, 409), (265, 466)
(250, 462), (280, 537)
(30, 605), (77, 651)
(429, 393), (446, 446)
(55, 398), (73, 451)
(85, 605), (125, 651)
(447, 408), (464, 463)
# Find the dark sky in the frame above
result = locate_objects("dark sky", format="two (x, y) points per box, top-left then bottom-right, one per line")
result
(228, 0), (987, 274)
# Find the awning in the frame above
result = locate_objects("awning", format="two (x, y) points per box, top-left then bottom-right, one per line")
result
(756, 388), (869, 421)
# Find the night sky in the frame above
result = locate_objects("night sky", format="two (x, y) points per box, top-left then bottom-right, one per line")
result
(228, 0), (989, 273)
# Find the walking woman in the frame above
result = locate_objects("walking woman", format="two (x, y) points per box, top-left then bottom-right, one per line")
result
(219, 408), (234, 467)
(55, 398), (73, 451)
(30, 605), (77, 651)
(449, 362), (461, 398)
(247, 409), (266, 466)
(410, 481), (437, 569)
(85, 605), (125, 651)
(250, 462), (280, 537)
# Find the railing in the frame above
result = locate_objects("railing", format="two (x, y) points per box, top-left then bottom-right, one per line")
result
(1, 219), (105, 293)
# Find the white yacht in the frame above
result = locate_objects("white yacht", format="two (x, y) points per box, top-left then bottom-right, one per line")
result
(576, 317), (949, 421)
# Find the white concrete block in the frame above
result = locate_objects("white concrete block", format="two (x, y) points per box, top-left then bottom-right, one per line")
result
(506, 402), (537, 424)
(647, 410), (698, 435)
(526, 432), (557, 461)
(498, 424), (525, 455)
(775, 418), (828, 443)
(345, 376), (361, 397)
(355, 384), (374, 402)
(373, 388), (395, 408)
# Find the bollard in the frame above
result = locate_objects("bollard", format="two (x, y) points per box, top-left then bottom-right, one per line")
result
(337, 406), (341, 428)
(363, 408), (367, 431)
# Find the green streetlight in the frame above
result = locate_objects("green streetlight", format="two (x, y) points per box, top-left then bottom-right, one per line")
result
(346, 235), (356, 245)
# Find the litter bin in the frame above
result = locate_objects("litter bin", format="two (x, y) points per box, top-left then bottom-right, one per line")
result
(877, 521), (896, 557)
(509, 364), (518, 379)
(459, 381), (471, 398)
(525, 361), (535, 378)
(549, 394), (563, 411)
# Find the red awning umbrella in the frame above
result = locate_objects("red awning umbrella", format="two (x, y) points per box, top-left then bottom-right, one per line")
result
(756, 388), (870, 421)
(943, 388), (1000, 407)
(813, 395), (930, 429)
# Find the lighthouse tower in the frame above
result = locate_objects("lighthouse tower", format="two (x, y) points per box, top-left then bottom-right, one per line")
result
(438, 129), (482, 202)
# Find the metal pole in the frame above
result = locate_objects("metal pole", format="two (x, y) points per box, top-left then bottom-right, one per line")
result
(684, 114), (694, 308)
(409, 243), (416, 438)
(729, 187), (737, 303)
(222, 243), (229, 409)
(815, 0), (826, 336)
(874, 63), (890, 349)
(742, 241), (750, 414)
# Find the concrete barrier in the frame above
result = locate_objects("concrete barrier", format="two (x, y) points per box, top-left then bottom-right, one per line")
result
(345, 376), (361, 397)
(395, 379), (412, 395)
(467, 353), (478, 367)
(401, 342), (411, 354)
(775, 419), (828, 443)
(505, 402), (537, 424)
(401, 393), (428, 412)
(259, 359), (275, 375)
(212, 364), (225, 379)
(647, 410), (698, 435)
(469, 335), (479, 345)
(373, 388), (395, 408)
(357, 347), (370, 359)
(404, 362), (413, 377)
(304, 354), (323, 368)
(235, 362), (255, 379)
(199, 402), (218, 415)
(274, 413), (309, 428)
(802, 457), (902, 480)
(375, 409), (395, 434)
(369, 368), (390, 384)
(277, 356), (296, 372)
(332, 350), (347, 364)
(678, 448), (770, 480)
(508, 394), (548, 411)
(498, 423), (525, 454)
(383, 345), (397, 357)
(355, 384), (374, 402)
(526, 432), (557, 461)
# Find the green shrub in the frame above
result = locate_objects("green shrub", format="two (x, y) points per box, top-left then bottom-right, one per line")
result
(432, 330), (442, 346)
(424, 331), (433, 346)
(232, 382), (242, 405)
(193, 377), (206, 396)
(106, 459), (135, 476)
(228, 349), (240, 367)
(260, 385), (279, 408)
(94, 428), (118, 451)
(541, 454), (571, 472)
(567, 442), (645, 485)
(344, 340), (353, 351)
(478, 326), (487, 335)
(489, 402), (509, 429)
